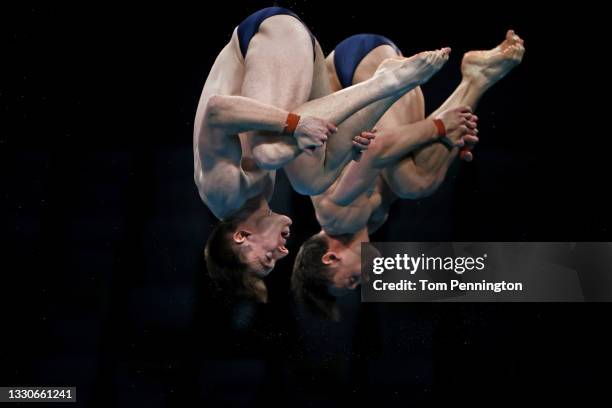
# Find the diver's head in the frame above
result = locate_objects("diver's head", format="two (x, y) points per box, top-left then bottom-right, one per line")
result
(231, 207), (292, 277)
(205, 205), (292, 302)
(292, 231), (362, 319)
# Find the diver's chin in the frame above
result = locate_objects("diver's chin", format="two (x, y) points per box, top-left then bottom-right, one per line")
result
(257, 264), (274, 278)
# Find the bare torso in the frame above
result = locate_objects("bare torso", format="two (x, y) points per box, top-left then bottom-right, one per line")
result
(311, 45), (422, 236)
(193, 29), (275, 220)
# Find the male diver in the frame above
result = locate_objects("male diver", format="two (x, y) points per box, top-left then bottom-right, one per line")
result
(292, 31), (525, 317)
(195, 7), (451, 301)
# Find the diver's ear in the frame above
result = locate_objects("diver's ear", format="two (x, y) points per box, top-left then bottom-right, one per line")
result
(233, 230), (251, 244)
(322, 251), (340, 266)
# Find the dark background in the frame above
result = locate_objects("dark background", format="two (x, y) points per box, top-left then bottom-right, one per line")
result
(3, 1), (611, 406)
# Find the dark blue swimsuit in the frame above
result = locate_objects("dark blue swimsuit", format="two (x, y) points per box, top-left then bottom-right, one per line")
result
(237, 7), (316, 60)
(333, 34), (401, 88)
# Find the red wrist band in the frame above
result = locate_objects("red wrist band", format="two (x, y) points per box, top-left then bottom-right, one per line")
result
(283, 113), (301, 135)
(433, 119), (446, 137)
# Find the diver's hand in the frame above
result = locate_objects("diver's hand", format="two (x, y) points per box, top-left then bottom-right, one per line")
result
(352, 130), (377, 162)
(294, 116), (337, 151)
(435, 106), (478, 149)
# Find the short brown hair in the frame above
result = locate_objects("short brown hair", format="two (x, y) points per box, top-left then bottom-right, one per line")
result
(204, 217), (267, 302)
(291, 234), (339, 320)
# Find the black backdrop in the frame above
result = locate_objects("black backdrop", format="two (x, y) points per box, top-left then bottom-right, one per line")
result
(4, 1), (611, 406)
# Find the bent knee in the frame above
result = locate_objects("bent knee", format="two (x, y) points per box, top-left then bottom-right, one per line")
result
(251, 146), (282, 171)
(285, 174), (330, 196)
(204, 94), (228, 125)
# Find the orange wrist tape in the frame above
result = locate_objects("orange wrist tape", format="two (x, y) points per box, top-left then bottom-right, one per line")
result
(283, 113), (301, 135)
(433, 119), (446, 137)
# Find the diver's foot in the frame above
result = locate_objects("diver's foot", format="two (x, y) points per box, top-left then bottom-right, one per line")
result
(462, 30), (525, 88)
(375, 48), (451, 93)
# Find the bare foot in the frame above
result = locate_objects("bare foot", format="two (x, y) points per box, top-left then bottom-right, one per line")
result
(375, 48), (451, 93)
(462, 30), (525, 88)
